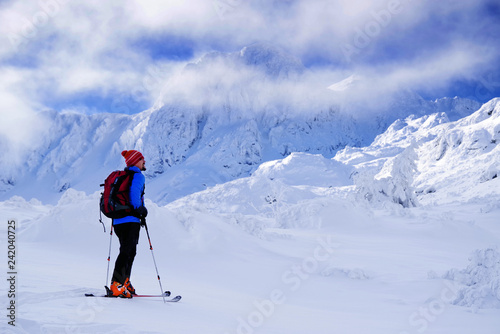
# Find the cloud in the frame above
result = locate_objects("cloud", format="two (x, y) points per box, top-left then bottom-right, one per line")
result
(0, 67), (50, 168)
(0, 0), (498, 128)
(361, 41), (496, 94)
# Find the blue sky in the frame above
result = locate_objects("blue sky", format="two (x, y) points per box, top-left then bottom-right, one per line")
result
(0, 0), (499, 144)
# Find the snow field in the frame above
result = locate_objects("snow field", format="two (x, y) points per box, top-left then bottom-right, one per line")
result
(2, 175), (500, 333)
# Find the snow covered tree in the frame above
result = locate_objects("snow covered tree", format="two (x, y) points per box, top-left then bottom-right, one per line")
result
(378, 142), (419, 207)
(354, 142), (419, 208)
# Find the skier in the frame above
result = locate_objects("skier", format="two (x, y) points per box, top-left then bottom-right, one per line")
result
(110, 150), (148, 298)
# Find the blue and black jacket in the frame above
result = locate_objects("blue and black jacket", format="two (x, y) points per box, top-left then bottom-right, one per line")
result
(113, 166), (146, 225)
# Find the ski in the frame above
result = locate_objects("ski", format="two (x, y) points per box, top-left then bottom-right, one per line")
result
(85, 290), (182, 302)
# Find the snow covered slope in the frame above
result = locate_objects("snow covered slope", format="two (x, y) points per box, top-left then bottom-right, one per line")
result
(1, 98), (500, 334)
(335, 98), (500, 207)
(0, 43), (481, 205)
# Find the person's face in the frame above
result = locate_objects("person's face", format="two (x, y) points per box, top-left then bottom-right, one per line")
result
(135, 157), (146, 171)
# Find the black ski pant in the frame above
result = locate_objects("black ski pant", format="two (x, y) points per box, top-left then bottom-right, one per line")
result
(111, 222), (141, 284)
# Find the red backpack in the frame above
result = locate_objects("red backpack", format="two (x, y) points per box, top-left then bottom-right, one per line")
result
(100, 170), (135, 219)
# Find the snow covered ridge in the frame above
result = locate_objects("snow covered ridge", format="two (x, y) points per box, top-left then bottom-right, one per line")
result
(416, 98), (500, 202)
(0, 97), (482, 205)
(165, 94), (500, 217)
(335, 98), (500, 207)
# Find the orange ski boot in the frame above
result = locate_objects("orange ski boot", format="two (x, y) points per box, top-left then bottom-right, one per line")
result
(110, 281), (132, 298)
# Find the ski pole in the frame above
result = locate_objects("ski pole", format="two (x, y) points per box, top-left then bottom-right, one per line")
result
(105, 222), (114, 295)
(142, 218), (166, 303)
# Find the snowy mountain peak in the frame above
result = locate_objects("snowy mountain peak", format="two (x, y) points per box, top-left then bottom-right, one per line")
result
(187, 42), (304, 79)
(327, 74), (362, 92)
(238, 42), (305, 77)
(464, 97), (500, 124)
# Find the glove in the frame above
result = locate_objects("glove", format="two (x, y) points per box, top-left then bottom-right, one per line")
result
(135, 205), (148, 218)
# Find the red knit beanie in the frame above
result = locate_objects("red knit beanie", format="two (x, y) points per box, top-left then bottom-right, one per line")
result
(121, 150), (144, 167)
